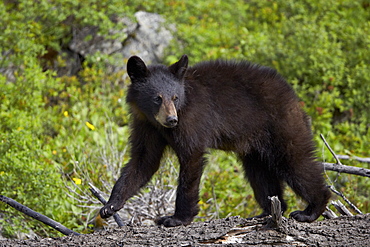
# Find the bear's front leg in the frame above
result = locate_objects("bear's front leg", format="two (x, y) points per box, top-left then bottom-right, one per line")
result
(100, 122), (167, 219)
(157, 152), (205, 227)
(100, 155), (164, 218)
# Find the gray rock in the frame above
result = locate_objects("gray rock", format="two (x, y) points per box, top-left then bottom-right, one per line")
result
(69, 16), (136, 57)
(120, 11), (174, 65)
(69, 11), (175, 73)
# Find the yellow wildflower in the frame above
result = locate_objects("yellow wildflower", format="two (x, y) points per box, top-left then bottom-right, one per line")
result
(63, 111), (69, 117)
(85, 121), (95, 130)
(72, 177), (82, 185)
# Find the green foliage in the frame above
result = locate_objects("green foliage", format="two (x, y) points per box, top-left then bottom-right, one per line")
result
(1, 0), (369, 238)
(0, 0), (132, 237)
(0, 67), (80, 237)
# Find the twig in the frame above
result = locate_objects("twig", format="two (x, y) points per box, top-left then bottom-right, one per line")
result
(332, 200), (353, 216)
(88, 183), (125, 227)
(336, 154), (370, 164)
(323, 162), (370, 178)
(320, 134), (343, 166)
(322, 206), (338, 219)
(329, 186), (363, 214)
(0, 195), (80, 236)
(320, 134), (370, 177)
(320, 134), (363, 215)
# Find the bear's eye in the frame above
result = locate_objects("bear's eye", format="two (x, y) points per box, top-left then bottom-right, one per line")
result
(173, 95), (179, 103)
(154, 95), (162, 105)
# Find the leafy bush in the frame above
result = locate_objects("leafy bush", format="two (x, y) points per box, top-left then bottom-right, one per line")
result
(0, 67), (80, 237)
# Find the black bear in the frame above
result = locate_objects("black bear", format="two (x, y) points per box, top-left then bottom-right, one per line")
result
(100, 55), (331, 226)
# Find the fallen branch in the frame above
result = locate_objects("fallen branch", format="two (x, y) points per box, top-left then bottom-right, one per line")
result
(322, 206), (338, 219)
(323, 162), (370, 178)
(332, 200), (353, 216)
(320, 134), (365, 216)
(88, 183), (125, 227)
(336, 154), (370, 164)
(0, 195), (80, 236)
(320, 134), (370, 178)
(328, 186), (363, 214)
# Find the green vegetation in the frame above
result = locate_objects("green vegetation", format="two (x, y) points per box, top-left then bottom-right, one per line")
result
(1, 0), (369, 238)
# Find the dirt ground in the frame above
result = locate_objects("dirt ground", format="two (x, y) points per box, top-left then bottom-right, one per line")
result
(1, 214), (369, 247)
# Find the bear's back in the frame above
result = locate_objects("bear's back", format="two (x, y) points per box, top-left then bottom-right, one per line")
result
(184, 60), (298, 114)
(177, 60), (307, 152)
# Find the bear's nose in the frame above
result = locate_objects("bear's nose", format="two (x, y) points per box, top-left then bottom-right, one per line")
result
(166, 116), (178, 127)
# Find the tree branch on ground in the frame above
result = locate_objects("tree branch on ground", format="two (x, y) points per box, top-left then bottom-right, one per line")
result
(321, 133), (370, 178)
(328, 186), (363, 214)
(320, 134), (364, 216)
(331, 200), (353, 216)
(323, 162), (370, 178)
(0, 195), (80, 236)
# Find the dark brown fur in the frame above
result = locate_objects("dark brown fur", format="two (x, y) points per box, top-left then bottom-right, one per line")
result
(100, 55), (331, 226)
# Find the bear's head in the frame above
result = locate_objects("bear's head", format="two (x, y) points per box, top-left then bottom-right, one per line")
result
(126, 55), (188, 128)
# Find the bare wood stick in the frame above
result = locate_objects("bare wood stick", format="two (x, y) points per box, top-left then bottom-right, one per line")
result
(263, 196), (284, 230)
(329, 186), (363, 214)
(322, 206), (338, 219)
(323, 162), (370, 178)
(320, 134), (344, 166)
(0, 195), (80, 236)
(332, 200), (353, 216)
(88, 183), (125, 227)
(320, 134), (370, 178)
(336, 155), (370, 164)
(320, 134), (364, 215)
(270, 196), (282, 227)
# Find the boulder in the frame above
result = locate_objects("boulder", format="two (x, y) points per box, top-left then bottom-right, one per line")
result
(69, 11), (174, 73)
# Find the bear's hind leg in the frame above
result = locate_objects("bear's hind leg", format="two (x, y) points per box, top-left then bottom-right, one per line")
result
(284, 159), (331, 222)
(242, 152), (287, 219)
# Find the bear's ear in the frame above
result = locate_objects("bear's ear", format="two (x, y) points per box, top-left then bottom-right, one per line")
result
(169, 54), (188, 80)
(127, 56), (149, 82)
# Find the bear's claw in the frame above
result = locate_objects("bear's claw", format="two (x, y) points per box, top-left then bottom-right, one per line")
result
(100, 204), (116, 219)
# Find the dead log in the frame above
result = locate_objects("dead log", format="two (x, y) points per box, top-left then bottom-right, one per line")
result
(0, 195), (80, 236)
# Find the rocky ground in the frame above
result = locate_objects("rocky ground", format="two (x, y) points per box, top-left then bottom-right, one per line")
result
(1, 214), (369, 247)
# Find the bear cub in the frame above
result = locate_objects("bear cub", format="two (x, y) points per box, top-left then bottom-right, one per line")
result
(100, 55), (331, 227)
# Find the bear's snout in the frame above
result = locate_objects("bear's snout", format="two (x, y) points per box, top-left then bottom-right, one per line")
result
(155, 97), (178, 128)
(165, 115), (178, 128)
